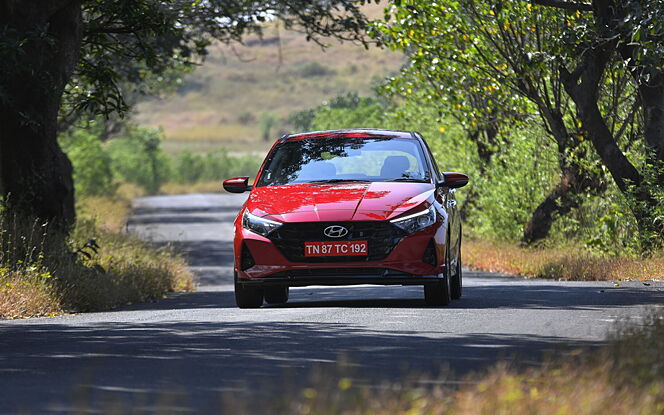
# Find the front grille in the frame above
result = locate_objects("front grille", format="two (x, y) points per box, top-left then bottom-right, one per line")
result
(269, 221), (405, 262)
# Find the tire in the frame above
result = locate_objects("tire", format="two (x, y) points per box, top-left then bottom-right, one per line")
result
(264, 285), (289, 304)
(424, 275), (451, 306)
(451, 233), (463, 300)
(424, 241), (452, 306)
(234, 271), (263, 308)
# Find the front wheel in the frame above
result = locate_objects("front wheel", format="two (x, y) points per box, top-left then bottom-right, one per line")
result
(424, 275), (451, 306)
(235, 271), (263, 308)
(424, 236), (453, 306)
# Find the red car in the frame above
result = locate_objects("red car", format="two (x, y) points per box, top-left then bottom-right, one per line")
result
(223, 129), (468, 308)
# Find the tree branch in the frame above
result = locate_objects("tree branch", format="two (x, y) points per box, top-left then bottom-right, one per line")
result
(531, 0), (593, 11)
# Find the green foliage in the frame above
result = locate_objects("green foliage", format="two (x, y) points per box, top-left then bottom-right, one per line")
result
(259, 111), (277, 141)
(311, 96), (385, 130)
(288, 108), (317, 132)
(288, 92), (389, 132)
(367, 0), (664, 252)
(61, 126), (262, 195)
(58, 0), (374, 121)
(624, 161), (664, 252)
(172, 150), (261, 184)
(466, 127), (558, 241)
(60, 130), (115, 197)
(106, 128), (171, 195)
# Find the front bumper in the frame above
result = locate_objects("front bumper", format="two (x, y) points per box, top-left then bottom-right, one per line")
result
(234, 217), (448, 285)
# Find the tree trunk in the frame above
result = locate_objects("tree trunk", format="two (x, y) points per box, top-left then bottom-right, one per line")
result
(522, 162), (602, 244)
(0, 1), (81, 227)
(459, 127), (498, 221)
(561, 41), (662, 248)
(521, 101), (595, 245)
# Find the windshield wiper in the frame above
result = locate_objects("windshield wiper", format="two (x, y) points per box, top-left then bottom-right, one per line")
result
(384, 177), (429, 183)
(306, 179), (371, 184)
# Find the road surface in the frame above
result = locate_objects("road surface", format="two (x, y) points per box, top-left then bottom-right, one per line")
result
(1, 193), (662, 413)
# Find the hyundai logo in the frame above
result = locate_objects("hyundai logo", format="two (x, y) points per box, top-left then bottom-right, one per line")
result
(324, 225), (349, 238)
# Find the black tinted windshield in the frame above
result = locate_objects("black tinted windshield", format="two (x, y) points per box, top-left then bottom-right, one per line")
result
(256, 136), (430, 187)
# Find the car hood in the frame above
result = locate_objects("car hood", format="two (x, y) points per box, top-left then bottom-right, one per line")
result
(246, 182), (434, 222)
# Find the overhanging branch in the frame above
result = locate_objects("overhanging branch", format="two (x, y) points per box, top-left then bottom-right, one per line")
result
(531, 0), (593, 11)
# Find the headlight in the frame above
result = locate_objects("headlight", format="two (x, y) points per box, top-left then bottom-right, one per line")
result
(390, 204), (436, 234)
(242, 210), (282, 237)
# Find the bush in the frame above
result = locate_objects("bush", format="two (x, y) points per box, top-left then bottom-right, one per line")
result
(0, 197), (194, 319)
(297, 61), (335, 78)
(106, 128), (172, 194)
(172, 149), (262, 184)
(173, 151), (206, 183)
(60, 129), (115, 197)
(465, 127), (558, 241)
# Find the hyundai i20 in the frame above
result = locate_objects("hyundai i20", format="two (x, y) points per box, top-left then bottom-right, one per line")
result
(223, 129), (468, 308)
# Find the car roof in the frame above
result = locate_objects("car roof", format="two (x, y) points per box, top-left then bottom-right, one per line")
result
(282, 128), (417, 142)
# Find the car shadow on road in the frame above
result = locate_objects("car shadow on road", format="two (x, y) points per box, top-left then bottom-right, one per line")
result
(274, 283), (664, 310)
(120, 276), (664, 313)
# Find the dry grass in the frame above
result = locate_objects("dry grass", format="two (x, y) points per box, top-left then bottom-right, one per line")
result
(135, 3), (404, 146)
(0, 270), (62, 319)
(0, 193), (194, 319)
(77, 196), (131, 233)
(463, 239), (664, 281)
(62, 219), (194, 312)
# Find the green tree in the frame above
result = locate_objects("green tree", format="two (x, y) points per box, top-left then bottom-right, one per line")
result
(60, 129), (115, 197)
(0, 0), (372, 228)
(311, 92), (387, 130)
(288, 92), (388, 131)
(107, 128), (171, 195)
(372, 1), (660, 246)
(259, 111), (277, 142)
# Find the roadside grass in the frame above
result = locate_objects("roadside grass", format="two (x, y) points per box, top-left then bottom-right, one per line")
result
(463, 239), (664, 281)
(160, 180), (223, 195)
(0, 192), (193, 319)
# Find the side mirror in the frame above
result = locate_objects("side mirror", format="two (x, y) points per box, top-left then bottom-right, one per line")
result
(223, 176), (252, 193)
(439, 172), (469, 189)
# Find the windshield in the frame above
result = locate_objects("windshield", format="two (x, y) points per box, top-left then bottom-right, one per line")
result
(256, 136), (431, 187)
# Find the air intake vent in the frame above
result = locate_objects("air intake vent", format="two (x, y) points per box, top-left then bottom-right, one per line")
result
(240, 243), (255, 270)
(422, 239), (436, 267)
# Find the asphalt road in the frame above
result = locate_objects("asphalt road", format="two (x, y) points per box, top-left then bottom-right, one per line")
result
(1, 193), (663, 413)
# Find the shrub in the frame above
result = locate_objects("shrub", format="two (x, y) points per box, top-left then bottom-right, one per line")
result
(171, 149), (262, 184)
(106, 128), (172, 194)
(465, 127), (558, 241)
(0, 197), (194, 319)
(60, 129), (115, 197)
(297, 61), (335, 78)
(173, 151), (206, 183)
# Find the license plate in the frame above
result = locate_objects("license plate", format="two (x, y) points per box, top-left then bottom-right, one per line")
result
(304, 241), (368, 257)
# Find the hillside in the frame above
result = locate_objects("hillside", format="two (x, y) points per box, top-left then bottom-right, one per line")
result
(135, 6), (404, 154)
